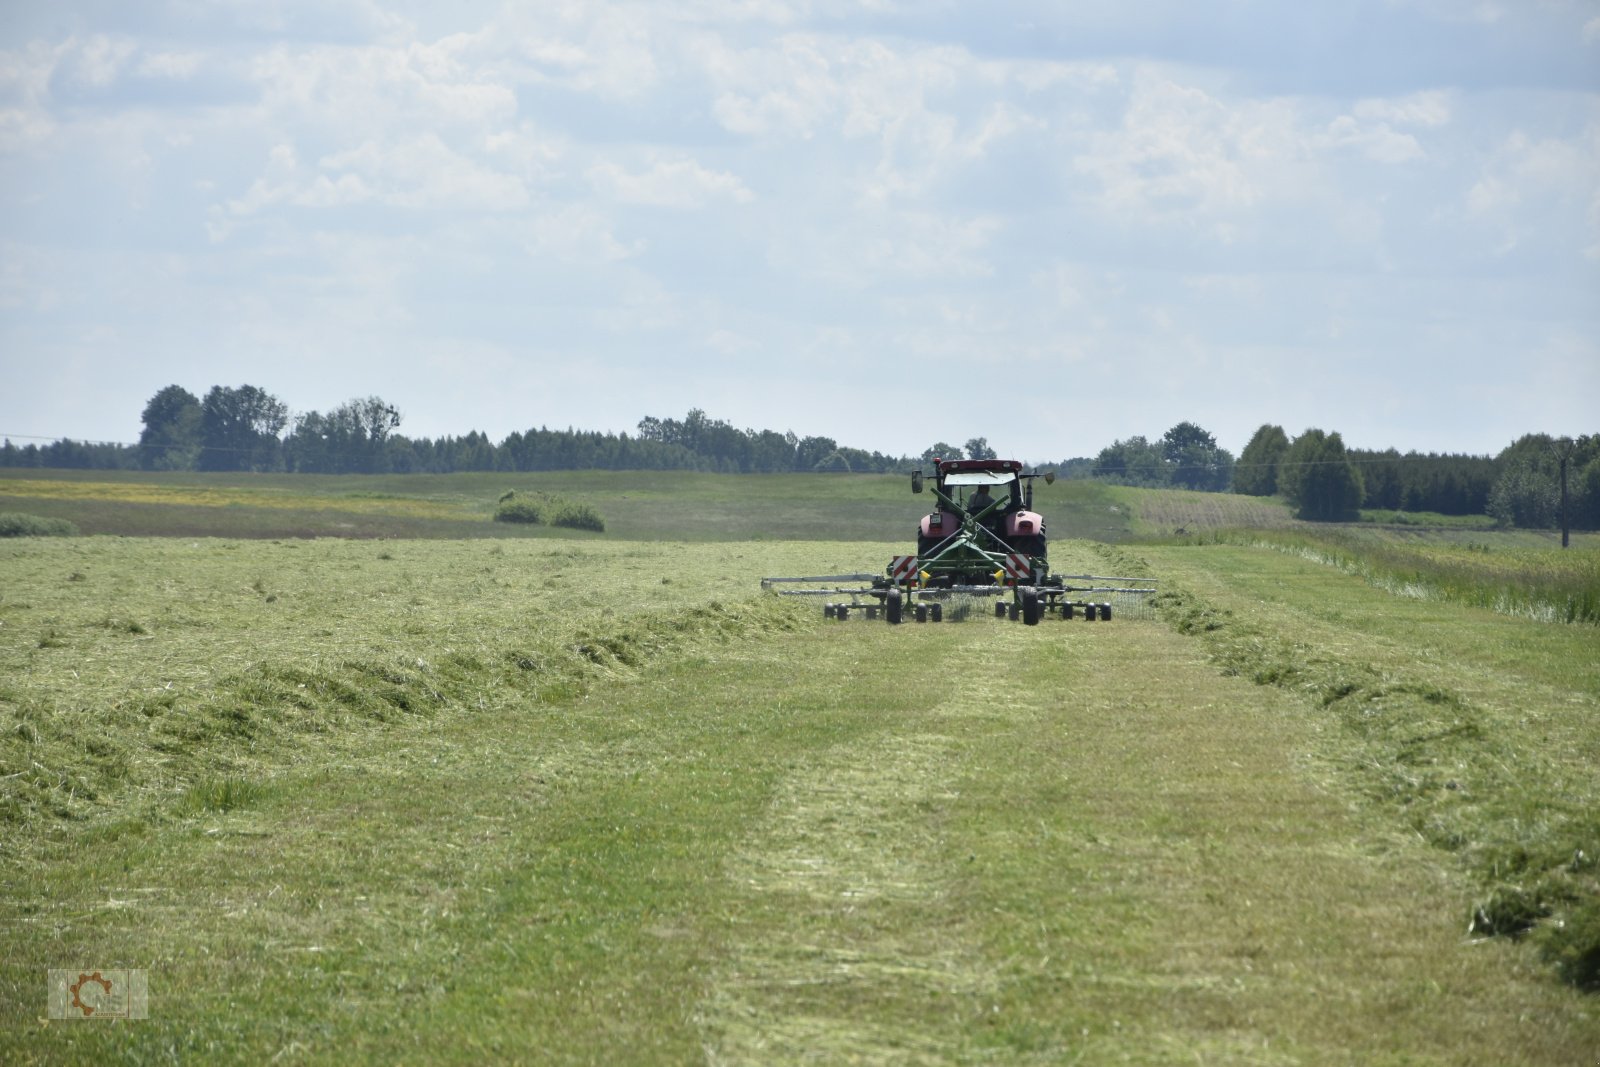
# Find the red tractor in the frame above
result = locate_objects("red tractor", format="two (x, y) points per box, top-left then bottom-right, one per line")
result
(762, 458), (1155, 624)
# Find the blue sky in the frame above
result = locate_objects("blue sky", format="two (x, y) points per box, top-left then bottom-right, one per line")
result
(2, 0), (1596, 462)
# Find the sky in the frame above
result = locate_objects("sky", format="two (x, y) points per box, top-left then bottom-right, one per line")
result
(1, 0), (1596, 463)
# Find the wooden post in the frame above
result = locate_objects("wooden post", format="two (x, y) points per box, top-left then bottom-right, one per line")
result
(1553, 437), (1573, 549)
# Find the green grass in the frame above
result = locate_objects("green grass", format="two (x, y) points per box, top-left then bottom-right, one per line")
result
(1167, 526), (1600, 625)
(1, 536), (1596, 1063)
(1359, 508), (1498, 529)
(1103, 484), (1299, 537)
(0, 468), (1135, 542)
(1130, 539), (1600, 994)
(2, 471), (1598, 1060)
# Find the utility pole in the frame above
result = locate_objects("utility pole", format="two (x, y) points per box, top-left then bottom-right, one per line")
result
(1552, 436), (1574, 549)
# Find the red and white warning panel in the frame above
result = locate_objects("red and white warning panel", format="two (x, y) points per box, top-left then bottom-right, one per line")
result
(1003, 553), (1031, 581)
(888, 555), (918, 581)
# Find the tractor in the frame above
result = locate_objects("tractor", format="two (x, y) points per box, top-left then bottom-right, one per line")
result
(761, 458), (1156, 624)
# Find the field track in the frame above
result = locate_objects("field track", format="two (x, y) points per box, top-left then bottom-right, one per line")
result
(2, 537), (1594, 1063)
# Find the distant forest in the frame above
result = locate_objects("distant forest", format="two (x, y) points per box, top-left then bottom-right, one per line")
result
(3, 383), (1596, 528)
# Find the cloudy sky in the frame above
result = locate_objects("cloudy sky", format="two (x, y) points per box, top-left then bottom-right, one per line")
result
(2, 1), (1596, 463)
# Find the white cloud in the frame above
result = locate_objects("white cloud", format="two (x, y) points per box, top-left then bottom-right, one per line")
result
(69, 34), (135, 88)
(1321, 114), (1425, 163)
(1074, 74), (1277, 229)
(250, 39), (518, 134)
(320, 135), (529, 210)
(1464, 125), (1600, 257)
(706, 34), (842, 138)
(135, 50), (203, 80)
(522, 205), (641, 264)
(1353, 91), (1452, 128)
(588, 155), (755, 208)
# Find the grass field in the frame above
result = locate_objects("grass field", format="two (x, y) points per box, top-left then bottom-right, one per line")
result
(0, 468), (1138, 542)
(1, 470), (1597, 1062)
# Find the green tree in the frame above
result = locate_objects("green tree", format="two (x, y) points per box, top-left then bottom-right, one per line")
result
(1575, 455), (1600, 530)
(921, 442), (964, 464)
(1094, 435), (1167, 486)
(138, 385), (202, 470)
(963, 437), (998, 461)
(1280, 429), (1364, 521)
(198, 385), (288, 472)
(1487, 457), (1558, 528)
(794, 436), (838, 472)
(286, 397), (400, 474)
(1234, 424), (1290, 496)
(1161, 421), (1233, 491)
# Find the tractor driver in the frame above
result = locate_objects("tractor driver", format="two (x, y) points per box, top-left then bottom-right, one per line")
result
(967, 482), (996, 516)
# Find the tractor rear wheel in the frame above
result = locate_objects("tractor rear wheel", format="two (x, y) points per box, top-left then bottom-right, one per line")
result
(886, 589), (903, 625)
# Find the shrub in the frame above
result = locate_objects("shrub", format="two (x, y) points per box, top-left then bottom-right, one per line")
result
(492, 491), (605, 532)
(0, 513), (79, 537)
(551, 502), (605, 532)
(493, 497), (544, 524)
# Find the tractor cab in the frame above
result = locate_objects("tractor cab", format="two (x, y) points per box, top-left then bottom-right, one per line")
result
(909, 458), (1050, 586)
(942, 468), (1018, 518)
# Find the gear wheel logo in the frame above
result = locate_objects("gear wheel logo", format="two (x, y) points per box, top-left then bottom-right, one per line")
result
(48, 967), (147, 1020)
(69, 971), (113, 1017)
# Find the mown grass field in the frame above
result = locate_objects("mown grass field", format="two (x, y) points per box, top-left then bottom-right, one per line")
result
(1, 471), (1597, 1063)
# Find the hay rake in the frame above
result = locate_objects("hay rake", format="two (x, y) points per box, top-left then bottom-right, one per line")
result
(760, 458), (1157, 625)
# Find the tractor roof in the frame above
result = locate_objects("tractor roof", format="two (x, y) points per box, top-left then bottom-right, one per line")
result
(935, 458), (1023, 474)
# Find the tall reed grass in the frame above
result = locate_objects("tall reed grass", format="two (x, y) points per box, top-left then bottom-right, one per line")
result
(1181, 528), (1600, 625)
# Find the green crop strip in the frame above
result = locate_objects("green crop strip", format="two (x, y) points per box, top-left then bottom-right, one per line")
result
(1119, 541), (1600, 992)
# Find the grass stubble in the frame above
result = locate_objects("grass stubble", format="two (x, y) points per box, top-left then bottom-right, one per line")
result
(0, 535), (1595, 1062)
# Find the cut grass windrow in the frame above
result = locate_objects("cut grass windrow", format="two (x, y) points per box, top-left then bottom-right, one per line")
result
(1110, 541), (1600, 991)
(0, 596), (808, 836)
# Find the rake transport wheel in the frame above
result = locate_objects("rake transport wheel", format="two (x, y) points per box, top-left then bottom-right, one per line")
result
(1022, 588), (1041, 626)
(915, 604), (929, 623)
(995, 601), (1007, 619)
(887, 589), (903, 625)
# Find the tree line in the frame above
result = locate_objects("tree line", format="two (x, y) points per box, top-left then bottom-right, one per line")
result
(1, 386), (916, 476)
(2, 384), (1595, 528)
(1233, 423), (1600, 527)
